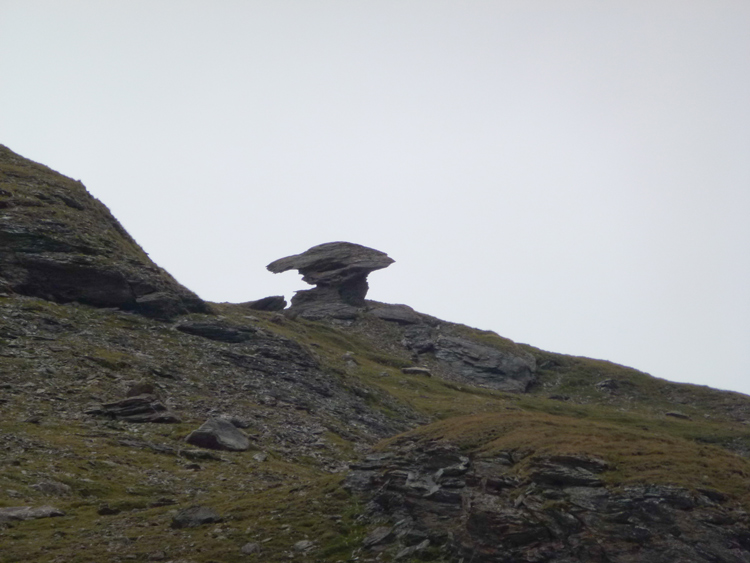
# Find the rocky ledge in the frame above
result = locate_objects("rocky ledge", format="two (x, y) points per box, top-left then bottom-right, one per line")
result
(347, 439), (750, 563)
(0, 145), (207, 319)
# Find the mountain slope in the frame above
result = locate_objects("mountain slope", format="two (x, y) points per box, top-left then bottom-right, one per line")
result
(1, 145), (750, 563)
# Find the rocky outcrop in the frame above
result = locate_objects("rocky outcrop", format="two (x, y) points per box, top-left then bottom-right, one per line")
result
(347, 440), (750, 563)
(85, 394), (181, 423)
(433, 335), (536, 392)
(401, 325), (537, 392)
(267, 242), (394, 320)
(0, 144), (208, 320)
(369, 303), (422, 324)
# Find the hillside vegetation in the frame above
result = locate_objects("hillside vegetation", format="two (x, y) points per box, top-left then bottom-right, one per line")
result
(2, 145), (750, 562)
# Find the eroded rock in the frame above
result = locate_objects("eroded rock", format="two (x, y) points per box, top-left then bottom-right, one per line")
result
(267, 242), (394, 320)
(86, 394), (180, 423)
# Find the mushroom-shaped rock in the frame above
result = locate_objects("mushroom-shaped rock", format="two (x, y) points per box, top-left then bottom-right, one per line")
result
(267, 242), (394, 319)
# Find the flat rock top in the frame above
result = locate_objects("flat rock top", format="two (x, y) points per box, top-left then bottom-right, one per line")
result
(267, 242), (394, 286)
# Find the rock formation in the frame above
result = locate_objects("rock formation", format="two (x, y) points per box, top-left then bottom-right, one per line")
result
(347, 435), (750, 562)
(267, 241), (394, 320)
(0, 144), (207, 319)
(5, 144), (750, 563)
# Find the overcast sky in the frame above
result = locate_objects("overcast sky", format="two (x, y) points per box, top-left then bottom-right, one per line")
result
(2, 1), (749, 395)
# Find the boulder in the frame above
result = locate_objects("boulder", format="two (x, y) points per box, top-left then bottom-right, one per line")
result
(267, 242), (393, 319)
(0, 144), (208, 320)
(185, 417), (251, 451)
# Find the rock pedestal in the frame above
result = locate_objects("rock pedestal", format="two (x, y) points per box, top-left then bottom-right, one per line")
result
(267, 242), (394, 320)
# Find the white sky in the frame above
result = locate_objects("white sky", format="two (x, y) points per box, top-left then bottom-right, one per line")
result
(2, 1), (749, 395)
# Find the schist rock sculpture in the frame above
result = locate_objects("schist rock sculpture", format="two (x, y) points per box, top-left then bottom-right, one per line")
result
(267, 241), (394, 320)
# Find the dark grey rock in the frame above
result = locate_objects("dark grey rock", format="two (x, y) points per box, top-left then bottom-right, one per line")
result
(185, 417), (251, 451)
(433, 336), (536, 392)
(596, 378), (619, 391)
(170, 505), (222, 529)
(665, 411), (691, 420)
(86, 394), (180, 423)
(97, 503), (121, 515)
(528, 463), (604, 488)
(370, 304), (421, 324)
(348, 439), (750, 563)
(241, 295), (287, 311)
(363, 526), (395, 548)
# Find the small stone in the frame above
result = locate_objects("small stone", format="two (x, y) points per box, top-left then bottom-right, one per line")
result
(253, 452), (268, 463)
(293, 540), (314, 552)
(666, 411), (691, 420)
(241, 542), (261, 555)
(362, 526), (394, 548)
(126, 381), (156, 397)
(401, 367), (432, 377)
(97, 503), (121, 516)
(31, 480), (72, 496)
(170, 506), (222, 529)
(370, 304), (421, 324)
(595, 379), (619, 391)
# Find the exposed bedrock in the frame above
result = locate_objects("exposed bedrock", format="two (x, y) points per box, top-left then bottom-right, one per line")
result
(267, 241), (394, 319)
(0, 144), (208, 320)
